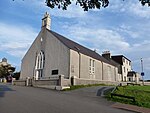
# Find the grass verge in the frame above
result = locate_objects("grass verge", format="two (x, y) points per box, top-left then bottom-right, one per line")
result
(63, 84), (108, 91)
(106, 85), (150, 108)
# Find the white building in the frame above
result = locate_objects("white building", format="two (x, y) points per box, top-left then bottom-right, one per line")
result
(21, 12), (121, 86)
(112, 55), (132, 81)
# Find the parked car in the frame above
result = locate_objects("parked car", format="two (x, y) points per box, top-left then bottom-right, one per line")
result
(6, 76), (12, 83)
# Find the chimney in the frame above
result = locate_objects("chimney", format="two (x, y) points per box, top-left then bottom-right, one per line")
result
(41, 12), (51, 30)
(102, 51), (111, 60)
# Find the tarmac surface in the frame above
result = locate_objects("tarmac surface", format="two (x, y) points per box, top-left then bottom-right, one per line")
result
(0, 83), (149, 113)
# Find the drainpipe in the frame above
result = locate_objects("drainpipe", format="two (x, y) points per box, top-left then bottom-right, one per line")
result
(101, 61), (103, 80)
(78, 52), (81, 78)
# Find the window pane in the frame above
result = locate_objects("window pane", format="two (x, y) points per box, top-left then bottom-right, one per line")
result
(90, 59), (92, 66)
(93, 60), (95, 67)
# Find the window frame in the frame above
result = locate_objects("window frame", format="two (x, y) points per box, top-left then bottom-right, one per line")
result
(89, 59), (95, 74)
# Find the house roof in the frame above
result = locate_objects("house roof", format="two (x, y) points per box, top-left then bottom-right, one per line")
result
(48, 29), (117, 67)
(112, 55), (131, 62)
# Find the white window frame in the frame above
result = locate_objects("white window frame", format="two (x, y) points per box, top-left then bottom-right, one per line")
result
(89, 59), (95, 74)
(35, 51), (45, 80)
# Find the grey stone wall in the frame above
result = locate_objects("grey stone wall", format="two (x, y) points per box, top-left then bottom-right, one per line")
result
(13, 80), (26, 86)
(71, 77), (119, 86)
(21, 28), (70, 79)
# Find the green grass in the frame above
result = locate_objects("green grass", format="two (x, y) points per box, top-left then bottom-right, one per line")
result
(106, 85), (150, 108)
(63, 84), (108, 91)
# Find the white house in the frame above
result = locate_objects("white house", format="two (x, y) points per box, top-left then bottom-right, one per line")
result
(111, 55), (132, 81)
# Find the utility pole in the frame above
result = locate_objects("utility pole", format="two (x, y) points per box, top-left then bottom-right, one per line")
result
(141, 58), (144, 85)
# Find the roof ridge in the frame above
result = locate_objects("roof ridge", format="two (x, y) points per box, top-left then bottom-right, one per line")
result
(47, 29), (117, 66)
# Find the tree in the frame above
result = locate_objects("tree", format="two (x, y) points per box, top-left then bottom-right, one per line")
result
(12, 0), (150, 11)
(45, 0), (150, 11)
(0, 66), (9, 78)
(0, 65), (15, 78)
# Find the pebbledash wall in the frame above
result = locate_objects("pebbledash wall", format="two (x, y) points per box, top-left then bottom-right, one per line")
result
(69, 50), (118, 82)
(21, 28), (70, 80)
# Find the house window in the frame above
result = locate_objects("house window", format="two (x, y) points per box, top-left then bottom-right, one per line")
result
(89, 59), (95, 74)
(122, 58), (125, 63)
(124, 67), (126, 73)
(129, 62), (131, 66)
(52, 69), (58, 75)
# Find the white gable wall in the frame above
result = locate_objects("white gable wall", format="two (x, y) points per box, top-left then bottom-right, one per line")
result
(44, 30), (70, 78)
(21, 28), (70, 79)
(21, 29), (46, 79)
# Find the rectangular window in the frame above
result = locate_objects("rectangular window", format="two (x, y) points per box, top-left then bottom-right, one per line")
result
(89, 59), (95, 74)
(124, 67), (125, 73)
(90, 59), (92, 66)
(122, 58), (125, 63)
(129, 62), (131, 66)
(52, 69), (58, 75)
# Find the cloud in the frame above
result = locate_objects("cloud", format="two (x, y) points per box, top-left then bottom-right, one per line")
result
(129, 2), (150, 19)
(27, 0), (87, 18)
(108, 0), (150, 19)
(63, 25), (130, 54)
(0, 22), (38, 57)
(48, 3), (87, 18)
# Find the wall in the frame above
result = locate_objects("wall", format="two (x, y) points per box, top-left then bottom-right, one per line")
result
(21, 28), (70, 79)
(32, 79), (59, 86)
(72, 77), (119, 86)
(13, 80), (26, 86)
(70, 51), (103, 80)
(103, 63), (118, 81)
(13, 75), (70, 90)
(122, 58), (132, 81)
(69, 50), (79, 78)
(44, 30), (70, 78)
(21, 29), (47, 79)
(70, 50), (118, 82)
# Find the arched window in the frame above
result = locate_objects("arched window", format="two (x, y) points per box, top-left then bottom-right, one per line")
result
(35, 51), (45, 80)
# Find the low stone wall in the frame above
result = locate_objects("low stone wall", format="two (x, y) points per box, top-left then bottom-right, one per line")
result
(145, 82), (150, 85)
(63, 79), (71, 86)
(71, 77), (119, 86)
(13, 75), (69, 90)
(32, 79), (59, 86)
(13, 75), (150, 90)
(13, 80), (26, 86)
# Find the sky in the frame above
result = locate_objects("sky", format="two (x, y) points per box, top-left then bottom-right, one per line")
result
(0, 0), (150, 80)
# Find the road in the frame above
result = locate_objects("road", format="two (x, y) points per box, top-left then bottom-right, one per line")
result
(0, 84), (134, 113)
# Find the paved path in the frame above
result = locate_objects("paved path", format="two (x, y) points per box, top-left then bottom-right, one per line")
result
(0, 84), (134, 113)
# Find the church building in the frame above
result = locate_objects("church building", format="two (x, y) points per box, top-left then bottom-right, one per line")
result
(20, 12), (120, 86)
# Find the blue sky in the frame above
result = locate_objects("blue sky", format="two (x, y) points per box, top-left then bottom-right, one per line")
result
(0, 0), (150, 80)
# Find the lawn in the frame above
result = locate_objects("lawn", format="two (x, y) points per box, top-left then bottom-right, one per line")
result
(106, 85), (150, 108)
(63, 84), (108, 91)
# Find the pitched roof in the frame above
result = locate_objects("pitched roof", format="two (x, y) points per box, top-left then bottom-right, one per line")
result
(48, 29), (117, 66)
(112, 55), (131, 62)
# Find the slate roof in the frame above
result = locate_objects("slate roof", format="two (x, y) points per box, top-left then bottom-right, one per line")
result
(48, 29), (117, 67)
(112, 55), (131, 62)
(112, 55), (131, 65)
